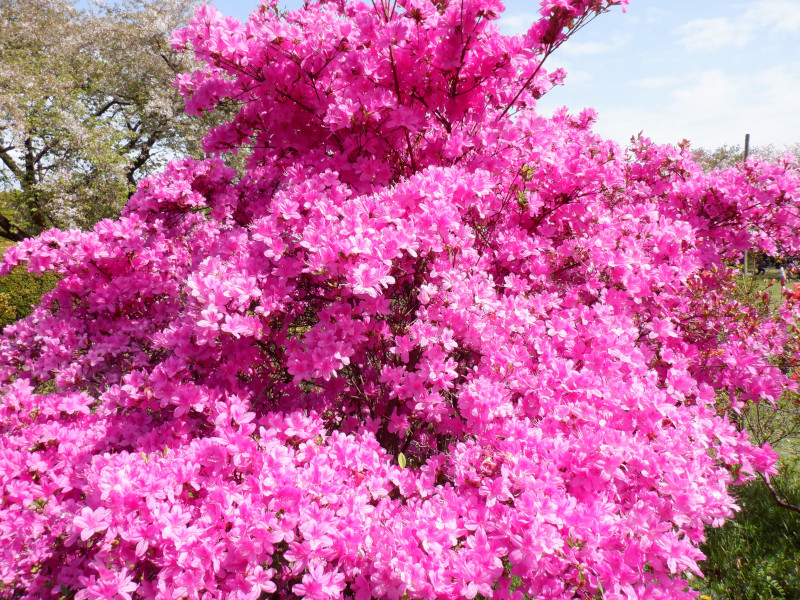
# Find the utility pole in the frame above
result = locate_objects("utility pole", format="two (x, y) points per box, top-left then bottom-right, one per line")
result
(743, 133), (750, 277)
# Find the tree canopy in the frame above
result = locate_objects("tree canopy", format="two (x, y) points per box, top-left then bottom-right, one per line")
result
(3, 1), (800, 599)
(0, 0), (228, 241)
(693, 142), (800, 173)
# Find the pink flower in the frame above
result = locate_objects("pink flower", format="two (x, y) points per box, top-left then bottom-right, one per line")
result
(76, 566), (137, 600)
(0, 0), (795, 597)
(293, 562), (346, 600)
(74, 506), (111, 541)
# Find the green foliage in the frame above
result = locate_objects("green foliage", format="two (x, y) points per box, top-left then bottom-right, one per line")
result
(693, 141), (800, 174)
(0, 240), (57, 330)
(695, 464), (800, 600)
(692, 144), (745, 172)
(0, 266), (59, 331)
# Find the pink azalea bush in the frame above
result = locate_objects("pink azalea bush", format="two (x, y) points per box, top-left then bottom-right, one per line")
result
(3, 0), (800, 598)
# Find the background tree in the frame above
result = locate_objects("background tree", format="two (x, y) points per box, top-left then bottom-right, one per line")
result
(691, 144), (745, 172)
(693, 142), (800, 173)
(0, 0), (231, 241)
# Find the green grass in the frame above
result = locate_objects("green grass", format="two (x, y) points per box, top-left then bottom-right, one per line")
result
(694, 265), (800, 599)
(694, 465), (800, 600)
(738, 267), (789, 307)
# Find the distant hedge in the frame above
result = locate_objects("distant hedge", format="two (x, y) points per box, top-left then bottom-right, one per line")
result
(0, 244), (59, 330)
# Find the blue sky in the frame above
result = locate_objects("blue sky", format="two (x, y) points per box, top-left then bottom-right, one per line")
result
(209, 0), (800, 151)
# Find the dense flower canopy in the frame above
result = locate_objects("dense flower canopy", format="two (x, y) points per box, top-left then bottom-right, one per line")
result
(3, 0), (800, 599)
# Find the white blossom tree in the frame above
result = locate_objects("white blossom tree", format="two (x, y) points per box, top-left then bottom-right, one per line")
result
(0, 0), (232, 241)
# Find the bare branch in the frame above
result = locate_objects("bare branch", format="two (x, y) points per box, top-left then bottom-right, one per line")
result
(93, 98), (123, 117)
(759, 472), (800, 515)
(0, 148), (23, 180)
(0, 211), (31, 242)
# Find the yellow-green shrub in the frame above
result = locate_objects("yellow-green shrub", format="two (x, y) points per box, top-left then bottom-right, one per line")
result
(0, 266), (59, 331)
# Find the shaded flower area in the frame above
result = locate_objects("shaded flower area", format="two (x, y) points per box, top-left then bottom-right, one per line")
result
(3, 0), (800, 599)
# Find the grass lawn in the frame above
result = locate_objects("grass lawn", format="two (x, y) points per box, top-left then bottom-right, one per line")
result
(738, 266), (796, 307)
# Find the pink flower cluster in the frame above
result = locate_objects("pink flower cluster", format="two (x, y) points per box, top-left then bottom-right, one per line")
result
(2, 0), (800, 599)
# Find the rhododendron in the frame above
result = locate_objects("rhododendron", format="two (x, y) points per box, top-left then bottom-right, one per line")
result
(3, 0), (800, 599)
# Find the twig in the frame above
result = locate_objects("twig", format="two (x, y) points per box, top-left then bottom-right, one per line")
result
(758, 471), (800, 515)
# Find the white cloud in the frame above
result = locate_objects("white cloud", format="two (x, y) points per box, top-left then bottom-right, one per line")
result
(642, 7), (670, 25)
(511, 0), (800, 150)
(559, 40), (610, 55)
(756, 0), (800, 32)
(676, 17), (748, 51)
(588, 66), (800, 149)
(670, 70), (741, 111)
(499, 12), (538, 35)
(633, 76), (683, 89)
(676, 0), (800, 51)
(560, 68), (593, 87)
(559, 33), (630, 57)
